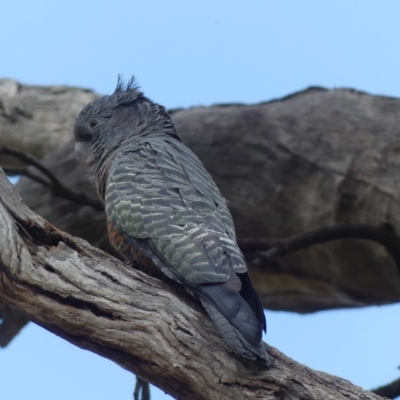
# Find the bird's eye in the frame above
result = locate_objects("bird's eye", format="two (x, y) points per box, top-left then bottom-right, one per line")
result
(89, 119), (98, 128)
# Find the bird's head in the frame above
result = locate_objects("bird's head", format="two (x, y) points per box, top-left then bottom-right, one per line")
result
(73, 76), (178, 168)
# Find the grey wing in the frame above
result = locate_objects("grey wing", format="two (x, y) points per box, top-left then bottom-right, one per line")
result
(155, 139), (238, 241)
(106, 140), (267, 354)
(105, 139), (247, 285)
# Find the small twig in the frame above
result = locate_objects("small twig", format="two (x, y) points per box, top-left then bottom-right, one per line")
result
(0, 146), (63, 186)
(0, 146), (103, 211)
(240, 223), (400, 273)
(262, 223), (400, 263)
(2, 165), (55, 189)
(237, 238), (282, 253)
(372, 376), (400, 399)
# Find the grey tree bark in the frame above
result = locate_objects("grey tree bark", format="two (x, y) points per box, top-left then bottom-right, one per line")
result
(1, 80), (399, 316)
(0, 79), (399, 398)
(0, 169), (384, 400)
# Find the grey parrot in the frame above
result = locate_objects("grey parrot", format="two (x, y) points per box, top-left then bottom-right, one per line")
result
(73, 77), (269, 363)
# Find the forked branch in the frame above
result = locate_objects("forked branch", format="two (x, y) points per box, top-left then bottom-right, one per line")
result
(0, 168), (383, 399)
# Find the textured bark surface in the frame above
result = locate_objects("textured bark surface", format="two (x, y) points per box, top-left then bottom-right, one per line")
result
(1, 80), (400, 348)
(0, 79), (97, 163)
(172, 88), (400, 312)
(0, 169), (384, 400)
(2, 81), (399, 311)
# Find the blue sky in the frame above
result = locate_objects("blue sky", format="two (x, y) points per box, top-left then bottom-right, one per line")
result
(1, 1), (400, 399)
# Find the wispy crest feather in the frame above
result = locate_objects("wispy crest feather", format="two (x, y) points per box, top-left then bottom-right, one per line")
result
(115, 75), (140, 93)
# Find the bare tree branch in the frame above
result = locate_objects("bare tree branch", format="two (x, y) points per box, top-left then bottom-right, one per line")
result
(237, 238), (277, 253)
(2, 164), (56, 188)
(0, 79), (97, 161)
(1, 145), (65, 183)
(1, 79), (398, 399)
(0, 145), (103, 211)
(5, 142), (400, 274)
(248, 223), (400, 272)
(372, 376), (400, 399)
(2, 82), (400, 314)
(0, 168), (384, 399)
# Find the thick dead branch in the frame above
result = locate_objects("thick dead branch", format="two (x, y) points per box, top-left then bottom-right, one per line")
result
(0, 167), (384, 399)
(1, 80), (400, 314)
(0, 79), (97, 162)
(372, 376), (400, 399)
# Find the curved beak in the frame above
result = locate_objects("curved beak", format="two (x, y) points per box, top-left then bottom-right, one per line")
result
(75, 141), (95, 165)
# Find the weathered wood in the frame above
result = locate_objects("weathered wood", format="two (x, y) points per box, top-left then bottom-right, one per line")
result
(0, 79), (97, 162)
(2, 80), (400, 346)
(4, 82), (399, 313)
(172, 90), (400, 312)
(0, 168), (383, 400)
